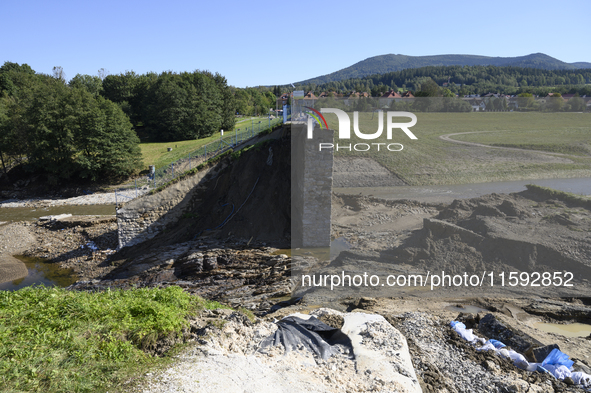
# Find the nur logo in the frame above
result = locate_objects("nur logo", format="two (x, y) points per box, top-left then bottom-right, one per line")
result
(304, 107), (418, 152)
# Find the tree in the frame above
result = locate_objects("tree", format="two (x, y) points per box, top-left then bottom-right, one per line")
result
(74, 95), (143, 180)
(415, 78), (440, 97)
(0, 74), (17, 97)
(0, 62), (35, 75)
(545, 93), (563, 112)
(213, 73), (236, 131)
(441, 88), (454, 98)
(142, 72), (223, 141)
(69, 74), (103, 97)
(24, 79), (142, 181)
(517, 93), (534, 110)
(0, 95), (29, 174)
(442, 98), (472, 112)
(563, 96), (585, 112)
(52, 66), (66, 83)
(98, 68), (109, 81)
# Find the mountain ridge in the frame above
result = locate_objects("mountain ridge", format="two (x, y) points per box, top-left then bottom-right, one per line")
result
(298, 53), (591, 85)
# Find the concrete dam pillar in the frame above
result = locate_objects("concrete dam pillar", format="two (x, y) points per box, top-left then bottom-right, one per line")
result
(291, 122), (334, 248)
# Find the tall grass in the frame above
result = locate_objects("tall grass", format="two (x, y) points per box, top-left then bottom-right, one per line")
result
(0, 286), (228, 393)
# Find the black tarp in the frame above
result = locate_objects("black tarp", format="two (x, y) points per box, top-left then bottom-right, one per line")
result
(260, 316), (352, 360)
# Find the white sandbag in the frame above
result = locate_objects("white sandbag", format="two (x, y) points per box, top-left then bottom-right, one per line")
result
(571, 372), (591, 387)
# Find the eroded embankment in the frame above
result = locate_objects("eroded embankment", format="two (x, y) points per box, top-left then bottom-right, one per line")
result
(117, 127), (291, 254)
(303, 186), (591, 301)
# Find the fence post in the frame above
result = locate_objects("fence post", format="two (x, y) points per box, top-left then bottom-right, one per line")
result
(135, 179), (137, 198)
(235, 128), (237, 146)
(172, 163), (174, 179)
(115, 192), (118, 209)
(204, 145), (207, 159)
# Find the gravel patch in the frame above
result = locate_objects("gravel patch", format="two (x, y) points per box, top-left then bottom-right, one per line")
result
(0, 188), (149, 208)
(392, 311), (586, 393)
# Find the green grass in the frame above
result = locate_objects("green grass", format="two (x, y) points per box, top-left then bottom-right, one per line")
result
(0, 286), (229, 393)
(328, 111), (591, 185)
(139, 116), (271, 170)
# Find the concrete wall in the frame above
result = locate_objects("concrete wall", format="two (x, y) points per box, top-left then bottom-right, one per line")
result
(291, 123), (334, 248)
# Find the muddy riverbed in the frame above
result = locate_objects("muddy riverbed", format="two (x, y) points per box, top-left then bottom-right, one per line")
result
(2, 185), (591, 391)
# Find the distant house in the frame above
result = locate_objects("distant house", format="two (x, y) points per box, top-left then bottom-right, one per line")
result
(466, 99), (486, 112)
(401, 91), (415, 99)
(301, 91), (317, 106)
(507, 97), (520, 110)
(318, 91), (340, 99)
(381, 90), (401, 99)
(379, 90), (402, 107)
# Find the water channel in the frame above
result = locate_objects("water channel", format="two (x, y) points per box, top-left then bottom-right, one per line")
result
(0, 204), (115, 222)
(0, 255), (77, 291)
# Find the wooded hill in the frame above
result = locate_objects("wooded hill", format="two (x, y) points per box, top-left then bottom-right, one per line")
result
(298, 53), (591, 85)
(293, 65), (591, 97)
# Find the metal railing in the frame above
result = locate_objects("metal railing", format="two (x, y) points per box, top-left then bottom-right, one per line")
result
(114, 116), (284, 206)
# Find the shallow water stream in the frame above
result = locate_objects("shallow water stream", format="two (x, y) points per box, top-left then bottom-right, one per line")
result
(0, 204), (115, 222)
(0, 255), (77, 291)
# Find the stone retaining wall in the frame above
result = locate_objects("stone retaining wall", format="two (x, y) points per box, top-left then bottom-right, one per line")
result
(117, 165), (222, 249)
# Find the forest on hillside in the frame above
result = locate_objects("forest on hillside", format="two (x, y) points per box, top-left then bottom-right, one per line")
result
(291, 65), (591, 97)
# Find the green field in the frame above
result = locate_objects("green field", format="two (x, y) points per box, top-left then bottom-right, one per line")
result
(139, 116), (272, 170)
(329, 112), (591, 185)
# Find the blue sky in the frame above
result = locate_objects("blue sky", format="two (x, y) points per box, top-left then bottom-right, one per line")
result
(2, 0), (589, 87)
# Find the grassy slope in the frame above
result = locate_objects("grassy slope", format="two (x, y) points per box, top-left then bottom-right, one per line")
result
(0, 286), (229, 393)
(330, 112), (591, 185)
(139, 116), (271, 170)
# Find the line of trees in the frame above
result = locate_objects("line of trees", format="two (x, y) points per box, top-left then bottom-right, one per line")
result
(0, 63), (263, 183)
(100, 70), (236, 141)
(75, 70), (275, 140)
(290, 65), (591, 97)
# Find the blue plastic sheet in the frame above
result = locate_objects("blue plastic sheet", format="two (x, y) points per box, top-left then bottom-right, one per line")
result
(489, 339), (506, 349)
(541, 348), (574, 369)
